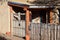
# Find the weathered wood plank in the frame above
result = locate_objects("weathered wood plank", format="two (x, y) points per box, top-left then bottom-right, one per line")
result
(30, 23), (60, 40)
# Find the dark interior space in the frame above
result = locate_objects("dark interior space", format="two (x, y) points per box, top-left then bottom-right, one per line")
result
(21, 15), (25, 20)
(12, 6), (26, 20)
(32, 9), (50, 23)
(12, 6), (50, 23)
(12, 6), (26, 13)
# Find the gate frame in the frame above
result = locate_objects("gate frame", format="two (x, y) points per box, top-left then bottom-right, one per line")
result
(8, 2), (30, 40)
(9, 6), (54, 40)
(8, 1), (60, 40)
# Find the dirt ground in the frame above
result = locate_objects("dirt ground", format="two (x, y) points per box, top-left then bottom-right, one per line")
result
(9, 36), (25, 40)
(0, 33), (25, 40)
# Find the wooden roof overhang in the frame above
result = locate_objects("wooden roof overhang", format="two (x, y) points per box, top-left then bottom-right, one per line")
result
(8, 1), (57, 12)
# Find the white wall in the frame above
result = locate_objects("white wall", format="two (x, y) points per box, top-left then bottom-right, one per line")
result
(0, 2), (10, 34)
(11, 0), (27, 3)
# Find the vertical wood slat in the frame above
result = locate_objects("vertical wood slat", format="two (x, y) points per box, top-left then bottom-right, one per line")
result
(57, 25), (58, 40)
(58, 25), (60, 40)
(55, 25), (56, 40)
(30, 23), (60, 40)
(59, 25), (60, 40)
(49, 25), (51, 40)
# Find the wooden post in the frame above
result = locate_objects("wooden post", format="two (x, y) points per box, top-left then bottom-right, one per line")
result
(6, 6), (12, 36)
(24, 7), (30, 40)
(50, 10), (54, 24)
(9, 6), (13, 36)
(50, 9), (59, 24)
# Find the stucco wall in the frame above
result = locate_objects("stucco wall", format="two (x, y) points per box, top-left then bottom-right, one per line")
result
(0, 2), (10, 34)
(11, 0), (27, 3)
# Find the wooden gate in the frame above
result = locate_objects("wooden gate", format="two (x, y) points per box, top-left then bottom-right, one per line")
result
(30, 23), (60, 40)
(29, 9), (60, 40)
(13, 12), (26, 38)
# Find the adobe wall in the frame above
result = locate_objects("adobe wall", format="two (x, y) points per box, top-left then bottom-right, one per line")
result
(11, 0), (27, 3)
(0, 2), (10, 34)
